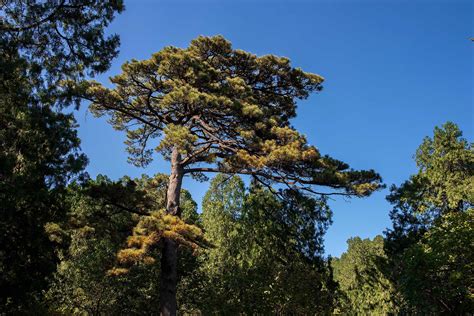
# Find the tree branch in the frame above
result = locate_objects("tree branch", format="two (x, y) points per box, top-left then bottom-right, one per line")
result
(2, 0), (67, 32)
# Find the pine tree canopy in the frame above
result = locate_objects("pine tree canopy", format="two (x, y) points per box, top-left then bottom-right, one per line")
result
(86, 35), (382, 197)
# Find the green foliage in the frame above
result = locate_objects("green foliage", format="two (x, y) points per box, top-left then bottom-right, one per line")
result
(0, 2), (123, 312)
(388, 122), (473, 214)
(86, 35), (382, 197)
(194, 174), (336, 314)
(415, 122), (473, 211)
(1, 0), (124, 107)
(334, 123), (473, 315)
(0, 62), (87, 313)
(45, 174), (201, 314)
(45, 176), (159, 314)
(398, 209), (474, 313)
(197, 175), (250, 313)
(332, 236), (399, 315)
(384, 122), (473, 314)
(86, 35), (381, 314)
(6, 8), (470, 314)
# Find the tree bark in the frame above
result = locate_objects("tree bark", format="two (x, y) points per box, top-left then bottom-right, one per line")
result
(160, 148), (183, 316)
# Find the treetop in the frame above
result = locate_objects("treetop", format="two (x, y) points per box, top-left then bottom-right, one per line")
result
(86, 35), (382, 198)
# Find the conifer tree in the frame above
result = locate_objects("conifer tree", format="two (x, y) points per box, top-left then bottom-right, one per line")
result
(1, 0), (124, 107)
(1, 1), (123, 311)
(385, 122), (473, 313)
(199, 174), (336, 314)
(86, 35), (382, 315)
(332, 236), (399, 314)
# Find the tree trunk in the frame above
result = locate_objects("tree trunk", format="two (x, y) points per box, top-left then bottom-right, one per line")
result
(160, 148), (183, 316)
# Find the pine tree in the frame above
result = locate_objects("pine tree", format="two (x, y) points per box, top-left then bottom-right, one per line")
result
(86, 35), (383, 315)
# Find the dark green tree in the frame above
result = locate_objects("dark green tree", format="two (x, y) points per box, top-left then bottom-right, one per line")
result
(86, 35), (382, 315)
(197, 174), (336, 314)
(332, 236), (399, 315)
(1, 0), (124, 107)
(0, 1), (123, 312)
(46, 174), (202, 314)
(384, 122), (473, 314)
(0, 58), (87, 312)
(397, 209), (474, 314)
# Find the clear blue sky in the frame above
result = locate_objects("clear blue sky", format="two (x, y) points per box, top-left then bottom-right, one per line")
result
(75, 0), (473, 257)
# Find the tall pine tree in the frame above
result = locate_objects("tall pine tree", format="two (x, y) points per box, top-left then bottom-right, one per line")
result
(86, 35), (382, 314)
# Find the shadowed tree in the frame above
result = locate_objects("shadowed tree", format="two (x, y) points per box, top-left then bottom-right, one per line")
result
(1, 1), (123, 312)
(1, 0), (124, 107)
(85, 35), (383, 315)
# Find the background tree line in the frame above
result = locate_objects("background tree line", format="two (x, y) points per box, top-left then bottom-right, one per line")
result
(1, 1), (472, 314)
(333, 122), (473, 315)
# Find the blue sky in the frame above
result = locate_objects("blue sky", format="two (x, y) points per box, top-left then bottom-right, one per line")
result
(75, 0), (473, 257)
